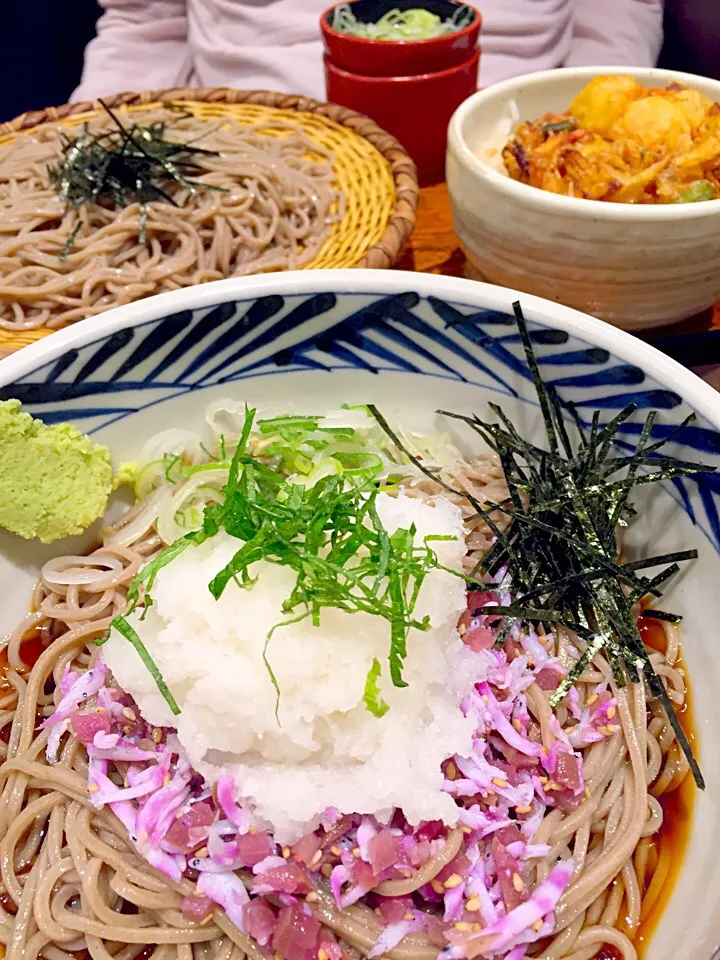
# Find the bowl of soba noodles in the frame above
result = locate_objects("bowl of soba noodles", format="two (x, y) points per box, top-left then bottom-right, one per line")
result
(0, 269), (719, 960)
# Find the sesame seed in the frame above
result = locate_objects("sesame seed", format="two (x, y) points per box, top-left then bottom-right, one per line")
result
(512, 873), (524, 893)
(330, 846), (342, 857)
(175, 809), (184, 819)
(446, 761), (457, 780)
(431, 880), (445, 895)
(163, 773), (171, 787)
(306, 892), (318, 903)
(152, 728), (162, 744)
(88, 783), (99, 793)
(282, 846), (291, 859)
(137, 831), (149, 845)
(352, 847), (360, 857)
(444, 874), (463, 889)
(538, 776), (548, 785)
(515, 805), (532, 814)
(532, 919), (543, 933)
(585, 786), (592, 800)
(512, 719), (523, 733)
(404, 912), (414, 921)
(491, 778), (508, 789)
(122, 707), (136, 721)
(122, 725), (132, 735)
(481, 695), (489, 703)
(587, 693), (599, 706)
(454, 922), (472, 932)
(200, 913), (213, 925)
(318, 950), (328, 960)
(607, 724), (618, 733)
(471, 923), (482, 933)
(466, 897), (481, 913)
(310, 850), (323, 866)
(607, 706), (617, 720)
(461, 826), (473, 835)
(195, 847), (208, 859)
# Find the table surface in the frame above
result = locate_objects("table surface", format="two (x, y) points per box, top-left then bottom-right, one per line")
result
(3, 182), (720, 388)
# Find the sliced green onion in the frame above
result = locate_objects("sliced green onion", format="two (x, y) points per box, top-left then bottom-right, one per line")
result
(331, 4), (473, 40)
(290, 456), (344, 488)
(182, 461), (231, 476)
(258, 415), (320, 434)
(134, 458), (166, 499)
(322, 443), (383, 477)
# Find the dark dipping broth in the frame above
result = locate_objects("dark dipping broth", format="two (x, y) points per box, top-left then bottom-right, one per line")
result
(588, 617), (696, 960)
(626, 617), (695, 959)
(0, 628), (51, 744)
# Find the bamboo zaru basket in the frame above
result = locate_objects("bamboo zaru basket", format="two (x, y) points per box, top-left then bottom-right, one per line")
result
(0, 88), (419, 355)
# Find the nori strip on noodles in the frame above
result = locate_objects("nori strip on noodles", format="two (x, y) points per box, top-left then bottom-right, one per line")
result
(369, 301), (715, 789)
(48, 99), (224, 253)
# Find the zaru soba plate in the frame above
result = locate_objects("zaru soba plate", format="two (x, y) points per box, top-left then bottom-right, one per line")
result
(0, 270), (719, 960)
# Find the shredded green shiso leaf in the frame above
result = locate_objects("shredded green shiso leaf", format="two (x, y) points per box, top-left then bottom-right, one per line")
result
(331, 4), (474, 40)
(49, 99), (224, 255)
(104, 301), (714, 790)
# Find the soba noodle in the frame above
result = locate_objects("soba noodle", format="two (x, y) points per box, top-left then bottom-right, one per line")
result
(0, 456), (690, 960)
(0, 112), (343, 331)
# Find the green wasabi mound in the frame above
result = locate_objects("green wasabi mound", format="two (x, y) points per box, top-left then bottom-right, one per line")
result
(0, 399), (113, 544)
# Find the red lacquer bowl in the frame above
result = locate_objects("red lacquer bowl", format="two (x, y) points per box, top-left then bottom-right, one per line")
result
(325, 48), (480, 186)
(321, 0), (481, 77)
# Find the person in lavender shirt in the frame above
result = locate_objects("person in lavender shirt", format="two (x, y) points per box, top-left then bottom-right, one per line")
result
(72, 0), (664, 104)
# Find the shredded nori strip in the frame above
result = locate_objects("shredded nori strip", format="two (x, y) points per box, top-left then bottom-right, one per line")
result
(370, 302), (715, 789)
(48, 99), (224, 254)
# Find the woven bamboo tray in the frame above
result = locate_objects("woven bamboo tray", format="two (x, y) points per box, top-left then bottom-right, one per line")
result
(0, 87), (419, 356)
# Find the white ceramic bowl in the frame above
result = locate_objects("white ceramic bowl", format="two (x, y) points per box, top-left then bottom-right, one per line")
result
(446, 66), (720, 330)
(1, 271), (720, 957)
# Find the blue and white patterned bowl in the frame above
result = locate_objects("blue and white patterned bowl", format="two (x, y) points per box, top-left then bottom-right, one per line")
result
(1, 270), (719, 958)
